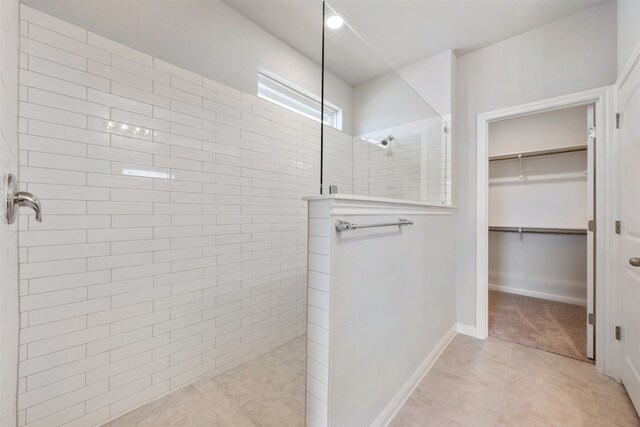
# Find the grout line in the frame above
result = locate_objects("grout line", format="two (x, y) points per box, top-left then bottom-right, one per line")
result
(492, 342), (513, 426)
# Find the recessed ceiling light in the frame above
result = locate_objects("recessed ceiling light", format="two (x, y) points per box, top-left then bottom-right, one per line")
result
(326, 15), (344, 30)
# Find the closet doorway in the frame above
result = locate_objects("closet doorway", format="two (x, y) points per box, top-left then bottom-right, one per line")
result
(485, 104), (595, 362)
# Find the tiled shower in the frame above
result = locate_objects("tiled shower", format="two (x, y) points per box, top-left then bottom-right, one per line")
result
(3, 2), (452, 426)
(17, 6), (317, 424)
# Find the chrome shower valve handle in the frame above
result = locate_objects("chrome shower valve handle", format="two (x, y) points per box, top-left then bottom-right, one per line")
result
(5, 173), (42, 224)
(15, 191), (42, 222)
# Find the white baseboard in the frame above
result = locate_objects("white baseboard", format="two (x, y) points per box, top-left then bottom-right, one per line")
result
(456, 323), (479, 338)
(489, 284), (587, 306)
(371, 325), (457, 427)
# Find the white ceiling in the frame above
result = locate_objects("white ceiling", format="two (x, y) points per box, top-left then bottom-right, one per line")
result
(22, 0), (608, 87)
(224, 0), (608, 85)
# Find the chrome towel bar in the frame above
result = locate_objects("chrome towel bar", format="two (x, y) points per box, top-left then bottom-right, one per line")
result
(335, 218), (413, 232)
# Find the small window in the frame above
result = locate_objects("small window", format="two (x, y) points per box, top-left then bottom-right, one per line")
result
(258, 71), (341, 130)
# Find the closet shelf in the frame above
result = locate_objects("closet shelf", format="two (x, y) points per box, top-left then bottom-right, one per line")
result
(489, 145), (587, 162)
(489, 226), (587, 235)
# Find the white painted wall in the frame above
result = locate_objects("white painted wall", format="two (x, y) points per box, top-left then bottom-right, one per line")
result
(351, 50), (453, 135)
(352, 73), (437, 137)
(398, 50), (455, 117)
(322, 127), (353, 195)
(330, 212), (455, 426)
(489, 105), (590, 156)
(617, 0), (640, 75)
(489, 105), (589, 228)
(489, 232), (588, 305)
(454, 1), (616, 327)
(304, 196), (456, 427)
(0, 1), (19, 426)
(22, 0), (354, 134)
(489, 151), (588, 228)
(488, 106), (589, 305)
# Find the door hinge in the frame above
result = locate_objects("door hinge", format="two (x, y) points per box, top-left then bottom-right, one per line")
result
(616, 113), (622, 129)
(588, 127), (596, 140)
(588, 220), (595, 232)
(616, 325), (622, 341)
(615, 220), (621, 234)
(588, 313), (595, 325)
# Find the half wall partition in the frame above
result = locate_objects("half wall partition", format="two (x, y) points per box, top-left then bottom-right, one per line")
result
(303, 3), (456, 426)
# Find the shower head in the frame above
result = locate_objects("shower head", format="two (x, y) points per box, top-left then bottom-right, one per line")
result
(381, 135), (394, 146)
(381, 135), (394, 156)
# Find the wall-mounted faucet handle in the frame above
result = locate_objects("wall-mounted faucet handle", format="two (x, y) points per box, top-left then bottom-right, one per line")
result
(15, 191), (42, 222)
(4, 173), (42, 224)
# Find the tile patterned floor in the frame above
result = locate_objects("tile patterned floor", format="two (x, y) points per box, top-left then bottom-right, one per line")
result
(391, 334), (640, 427)
(106, 335), (306, 427)
(107, 333), (639, 427)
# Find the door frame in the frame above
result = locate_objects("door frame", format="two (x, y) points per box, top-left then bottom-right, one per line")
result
(615, 40), (640, 391)
(475, 86), (619, 378)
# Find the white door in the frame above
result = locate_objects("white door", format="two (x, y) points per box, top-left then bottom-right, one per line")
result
(619, 60), (640, 414)
(586, 104), (595, 360)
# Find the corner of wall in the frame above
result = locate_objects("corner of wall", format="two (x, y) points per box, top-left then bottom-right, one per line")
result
(0, 0), (20, 426)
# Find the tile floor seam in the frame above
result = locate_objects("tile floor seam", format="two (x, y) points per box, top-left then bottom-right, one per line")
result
(493, 341), (511, 427)
(391, 335), (639, 426)
(493, 390), (506, 426)
(586, 375), (603, 423)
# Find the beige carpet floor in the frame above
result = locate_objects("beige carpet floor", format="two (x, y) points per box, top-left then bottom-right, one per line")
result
(489, 290), (593, 363)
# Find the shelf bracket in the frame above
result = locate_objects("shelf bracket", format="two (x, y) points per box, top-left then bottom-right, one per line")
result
(517, 153), (525, 180)
(518, 227), (524, 248)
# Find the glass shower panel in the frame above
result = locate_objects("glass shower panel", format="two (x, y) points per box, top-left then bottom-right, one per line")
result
(321, 2), (451, 205)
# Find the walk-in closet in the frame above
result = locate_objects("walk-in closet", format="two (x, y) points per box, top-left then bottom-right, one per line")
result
(487, 105), (595, 362)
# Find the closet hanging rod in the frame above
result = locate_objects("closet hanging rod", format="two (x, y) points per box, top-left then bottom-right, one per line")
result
(489, 145), (587, 162)
(489, 226), (587, 235)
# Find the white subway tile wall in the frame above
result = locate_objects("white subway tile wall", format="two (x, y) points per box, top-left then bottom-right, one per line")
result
(0, 1), (20, 426)
(321, 126), (353, 194)
(353, 118), (450, 205)
(305, 199), (332, 427)
(17, 5), (326, 426)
